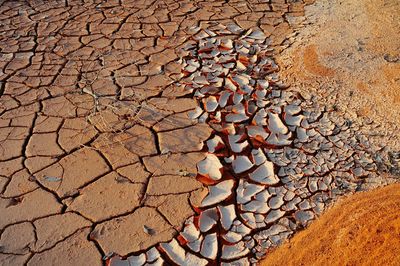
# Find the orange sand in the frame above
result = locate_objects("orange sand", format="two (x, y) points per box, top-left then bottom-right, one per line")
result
(261, 184), (400, 266)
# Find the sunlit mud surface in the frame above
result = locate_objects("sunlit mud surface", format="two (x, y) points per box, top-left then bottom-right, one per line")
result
(0, 0), (398, 265)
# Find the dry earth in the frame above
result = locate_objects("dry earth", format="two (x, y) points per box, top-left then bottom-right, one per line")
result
(0, 0), (398, 265)
(261, 0), (400, 264)
(261, 183), (400, 266)
(0, 0), (311, 265)
(277, 0), (400, 150)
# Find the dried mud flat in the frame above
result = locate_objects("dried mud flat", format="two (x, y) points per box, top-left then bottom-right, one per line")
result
(0, 0), (398, 265)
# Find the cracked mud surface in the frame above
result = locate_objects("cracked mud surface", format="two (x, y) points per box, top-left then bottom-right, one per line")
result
(0, 0), (314, 264)
(0, 0), (398, 265)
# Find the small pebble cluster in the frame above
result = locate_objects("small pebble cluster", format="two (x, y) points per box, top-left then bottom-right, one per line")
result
(109, 23), (394, 266)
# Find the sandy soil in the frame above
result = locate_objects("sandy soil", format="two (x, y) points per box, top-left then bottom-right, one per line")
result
(261, 183), (400, 266)
(277, 0), (400, 150)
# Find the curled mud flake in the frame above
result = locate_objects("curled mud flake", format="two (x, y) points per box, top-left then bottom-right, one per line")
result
(232, 155), (254, 174)
(225, 78), (238, 92)
(249, 161), (279, 185)
(197, 154), (223, 181)
(146, 247), (161, 263)
(248, 126), (270, 140)
(200, 233), (218, 259)
(127, 254), (146, 265)
(221, 241), (251, 260)
(199, 208), (219, 232)
(188, 106), (203, 120)
(226, 113), (249, 123)
(160, 239), (208, 266)
(268, 112), (289, 135)
(294, 210), (315, 226)
(187, 26), (201, 35)
(233, 74), (251, 88)
(223, 231), (243, 243)
(251, 148), (268, 165)
(218, 205), (237, 231)
(201, 180), (235, 207)
(219, 91), (232, 108)
(206, 135), (225, 153)
(228, 134), (249, 153)
(180, 218), (201, 244)
(265, 210), (286, 224)
(203, 96), (219, 112)
(103, 252), (114, 261)
(247, 29), (266, 40)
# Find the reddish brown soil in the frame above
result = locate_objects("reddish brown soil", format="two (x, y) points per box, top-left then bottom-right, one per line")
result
(261, 184), (400, 266)
(302, 44), (335, 77)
